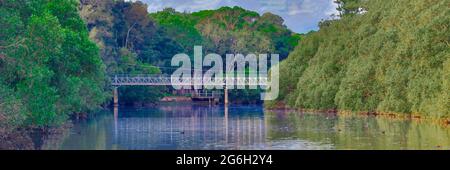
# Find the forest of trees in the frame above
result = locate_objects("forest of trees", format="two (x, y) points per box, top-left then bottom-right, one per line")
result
(1, 0), (300, 137)
(79, 1), (300, 104)
(79, 0), (300, 73)
(149, 6), (300, 103)
(149, 7), (300, 61)
(79, 0), (166, 106)
(266, 0), (449, 119)
(0, 0), (109, 137)
(1, 0), (448, 147)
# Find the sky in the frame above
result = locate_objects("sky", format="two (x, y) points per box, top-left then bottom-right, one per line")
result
(137, 0), (339, 33)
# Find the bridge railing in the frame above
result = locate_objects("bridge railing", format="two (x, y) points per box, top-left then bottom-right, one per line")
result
(111, 74), (269, 86)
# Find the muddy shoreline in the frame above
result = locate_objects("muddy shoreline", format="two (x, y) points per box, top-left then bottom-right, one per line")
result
(0, 121), (74, 150)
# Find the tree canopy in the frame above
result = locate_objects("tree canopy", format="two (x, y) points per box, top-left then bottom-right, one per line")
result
(0, 0), (109, 127)
(150, 6), (300, 60)
(267, 0), (449, 119)
(79, 2), (301, 104)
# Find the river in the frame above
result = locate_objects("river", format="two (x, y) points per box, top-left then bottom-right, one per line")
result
(40, 103), (450, 150)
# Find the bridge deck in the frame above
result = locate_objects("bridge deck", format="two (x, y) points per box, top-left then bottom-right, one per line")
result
(111, 75), (269, 87)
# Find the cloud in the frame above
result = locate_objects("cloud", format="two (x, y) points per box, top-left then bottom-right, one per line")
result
(140, 0), (338, 33)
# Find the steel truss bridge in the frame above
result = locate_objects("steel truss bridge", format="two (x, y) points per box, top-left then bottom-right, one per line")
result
(110, 74), (270, 106)
(111, 74), (269, 87)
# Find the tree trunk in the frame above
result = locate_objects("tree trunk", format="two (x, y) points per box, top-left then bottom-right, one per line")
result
(125, 22), (137, 49)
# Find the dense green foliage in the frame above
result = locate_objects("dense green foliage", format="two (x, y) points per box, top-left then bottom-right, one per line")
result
(3, 0), (446, 135)
(80, 2), (300, 104)
(149, 6), (300, 103)
(79, 0), (165, 105)
(267, 0), (449, 118)
(79, 0), (161, 74)
(0, 0), (109, 128)
(150, 6), (300, 60)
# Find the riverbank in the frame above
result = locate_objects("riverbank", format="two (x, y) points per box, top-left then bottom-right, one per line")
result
(265, 102), (450, 127)
(0, 119), (75, 150)
(0, 129), (34, 150)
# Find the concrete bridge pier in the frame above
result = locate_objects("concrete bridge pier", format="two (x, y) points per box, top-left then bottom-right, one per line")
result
(224, 87), (229, 106)
(113, 87), (119, 106)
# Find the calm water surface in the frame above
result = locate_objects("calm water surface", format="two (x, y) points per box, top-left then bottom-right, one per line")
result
(43, 104), (450, 150)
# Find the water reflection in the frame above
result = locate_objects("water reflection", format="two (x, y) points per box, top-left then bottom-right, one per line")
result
(111, 105), (267, 149)
(266, 111), (450, 150)
(49, 104), (450, 150)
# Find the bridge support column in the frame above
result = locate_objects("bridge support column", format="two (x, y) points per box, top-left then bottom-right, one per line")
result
(224, 87), (229, 106)
(113, 87), (119, 107)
